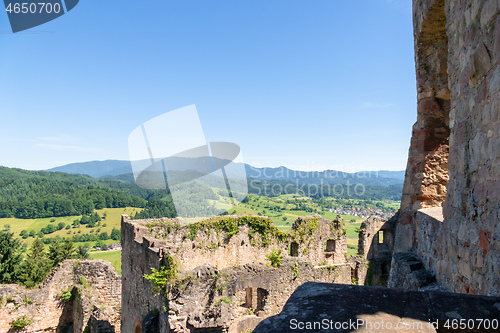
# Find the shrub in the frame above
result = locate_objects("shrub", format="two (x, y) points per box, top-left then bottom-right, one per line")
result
(79, 276), (88, 287)
(266, 248), (284, 268)
(59, 288), (74, 302)
(144, 254), (179, 294)
(215, 296), (232, 306)
(22, 296), (33, 305)
(11, 315), (32, 329)
(292, 261), (299, 279)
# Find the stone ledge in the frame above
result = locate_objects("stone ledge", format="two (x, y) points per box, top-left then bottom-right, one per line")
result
(417, 207), (444, 223)
(254, 282), (500, 332)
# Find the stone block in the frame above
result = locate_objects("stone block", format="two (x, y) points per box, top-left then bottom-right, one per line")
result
(417, 98), (441, 116)
(480, 0), (499, 27)
(494, 16), (500, 66)
(470, 43), (492, 85)
(479, 229), (492, 250)
(489, 66), (500, 96)
(458, 259), (472, 280)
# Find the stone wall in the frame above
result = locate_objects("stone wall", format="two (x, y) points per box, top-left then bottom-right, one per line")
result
(357, 215), (396, 287)
(168, 260), (351, 333)
(121, 214), (351, 333)
(133, 214), (347, 272)
(358, 216), (393, 260)
(121, 215), (168, 333)
(0, 260), (121, 333)
(391, 0), (500, 297)
(439, 0), (500, 296)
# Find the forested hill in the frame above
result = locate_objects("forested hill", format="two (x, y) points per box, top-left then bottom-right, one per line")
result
(0, 167), (174, 219)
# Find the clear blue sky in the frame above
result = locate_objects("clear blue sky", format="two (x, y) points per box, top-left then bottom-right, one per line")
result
(0, 0), (416, 172)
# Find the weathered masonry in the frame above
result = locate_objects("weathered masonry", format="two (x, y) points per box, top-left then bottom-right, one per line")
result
(0, 260), (121, 333)
(357, 215), (397, 287)
(390, 0), (500, 296)
(121, 214), (352, 333)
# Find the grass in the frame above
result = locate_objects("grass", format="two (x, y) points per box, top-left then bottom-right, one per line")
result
(0, 207), (142, 248)
(345, 220), (363, 256)
(90, 250), (122, 275)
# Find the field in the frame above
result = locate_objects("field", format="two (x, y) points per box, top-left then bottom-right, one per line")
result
(90, 250), (122, 275)
(1, 195), (396, 271)
(0, 207), (143, 248)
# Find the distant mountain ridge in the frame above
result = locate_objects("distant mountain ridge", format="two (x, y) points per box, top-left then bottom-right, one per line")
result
(47, 160), (133, 178)
(46, 160), (405, 186)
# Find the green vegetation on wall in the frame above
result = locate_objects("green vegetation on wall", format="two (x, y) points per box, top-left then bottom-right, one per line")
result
(143, 254), (179, 294)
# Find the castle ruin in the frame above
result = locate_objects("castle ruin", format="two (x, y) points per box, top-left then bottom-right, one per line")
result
(120, 214), (354, 333)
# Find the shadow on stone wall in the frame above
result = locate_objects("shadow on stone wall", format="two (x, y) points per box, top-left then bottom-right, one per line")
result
(84, 315), (116, 333)
(56, 291), (75, 333)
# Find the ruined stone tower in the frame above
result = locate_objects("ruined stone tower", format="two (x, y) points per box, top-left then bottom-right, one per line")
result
(390, 0), (500, 296)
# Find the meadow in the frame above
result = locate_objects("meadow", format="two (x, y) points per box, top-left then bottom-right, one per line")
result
(0, 207), (143, 248)
(90, 250), (122, 275)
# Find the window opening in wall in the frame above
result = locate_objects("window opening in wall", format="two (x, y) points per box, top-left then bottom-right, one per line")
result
(378, 231), (384, 244)
(290, 242), (299, 257)
(326, 239), (335, 252)
(256, 288), (268, 313)
(381, 262), (390, 277)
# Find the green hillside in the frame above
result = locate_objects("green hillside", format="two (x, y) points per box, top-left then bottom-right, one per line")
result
(0, 166), (176, 220)
(1, 207), (142, 248)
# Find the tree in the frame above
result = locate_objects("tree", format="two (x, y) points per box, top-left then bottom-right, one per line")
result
(110, 228), (121, 241)
(80, 215), (90, 225)
(61, 239), (76, 261)
(18, 238), (52, 287)
(3, 224), (11, 231)
(20, 230), (29, 239)
(99, 232), (109, 240)
(29, 230), (36, 238)
(48, 239), (63, 265)
(0, 231), (22, 283)
(76, 246), (89, 259)
(57, 222), (65, 230)
(49, 239), (76, 266)
(91, 212), (101, 223)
